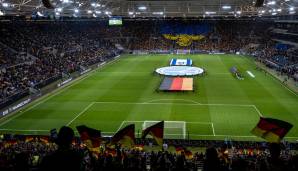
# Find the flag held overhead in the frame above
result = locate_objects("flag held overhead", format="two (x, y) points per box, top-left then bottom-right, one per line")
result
(142, 121), (164, 146)
(111, 124), (135, 147)
(251, 117), (293, 143)
(76, 125), (102, 148)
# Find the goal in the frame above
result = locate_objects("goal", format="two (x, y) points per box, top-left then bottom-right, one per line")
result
(142, 121), (186, 139)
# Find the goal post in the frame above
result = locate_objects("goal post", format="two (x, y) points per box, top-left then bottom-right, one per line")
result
(142, 120), (186, 139)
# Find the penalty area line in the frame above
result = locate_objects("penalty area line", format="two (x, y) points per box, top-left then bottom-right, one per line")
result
(66, 102), (95, 126)
(211, 123), (216, 136)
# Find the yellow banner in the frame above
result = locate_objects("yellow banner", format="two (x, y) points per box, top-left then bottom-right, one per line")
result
(163, 34), (205, 47)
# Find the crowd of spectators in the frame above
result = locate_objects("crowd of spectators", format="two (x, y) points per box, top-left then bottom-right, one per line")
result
(0, 19), (297, 108)
(0, 21), (120, 106)
(0, 20), (298, 170)
(0, 126), (298, 171)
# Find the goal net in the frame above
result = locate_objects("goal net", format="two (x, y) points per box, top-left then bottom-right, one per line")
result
(142, 121), (186, 139)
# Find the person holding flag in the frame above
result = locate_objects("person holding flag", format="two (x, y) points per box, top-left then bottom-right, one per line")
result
(76, 125), (102, 153)
(110, 124), (135, 147)
(251, 117), (293, 143)
(141, 121), (164, 146)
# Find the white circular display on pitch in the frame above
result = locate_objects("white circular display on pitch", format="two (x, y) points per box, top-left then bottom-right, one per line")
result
(156, 66), (204, 76)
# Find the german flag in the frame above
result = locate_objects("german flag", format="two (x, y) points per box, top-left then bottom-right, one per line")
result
(134, 144), (144, 151)
(175, 146), (193, 159)
(175, 146), (184, 155)
(25, 136), (34, 142)
(39, 136), (49, 144)
(76, 125), (102, 148)
(184, 149), (193, 160)
(4, 140), (17, 147)
(105, 146), (117, 157)
(251, 117), (293, 143)
(141, 121), (164, 146)
(111, 124), (135, 147)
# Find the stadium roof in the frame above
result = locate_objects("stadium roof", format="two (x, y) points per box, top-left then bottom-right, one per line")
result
(0, 0), (297, 18)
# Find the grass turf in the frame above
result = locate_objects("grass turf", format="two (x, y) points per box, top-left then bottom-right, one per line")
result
(0, 54), (297, 141)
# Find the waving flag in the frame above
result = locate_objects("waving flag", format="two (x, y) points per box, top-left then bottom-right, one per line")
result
(251, 117), (293, 142)
(111, 124), (135, 147)
(175, 146), (193, 159)
(142, 121), (164, 146)
(76, 125), (102, 148)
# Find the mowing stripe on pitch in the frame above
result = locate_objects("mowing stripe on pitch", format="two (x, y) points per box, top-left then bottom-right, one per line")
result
(0, 57), (121, 127)
(93, 101), (263, 117)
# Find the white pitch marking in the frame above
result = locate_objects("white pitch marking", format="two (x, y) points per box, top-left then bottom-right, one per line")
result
(211, 123), (216, 136)
(66, 102), (95, 126)
(1, 128), (297, 139)
(94, 101), (255, 108)
(93, 101), (262, 118)
(0, 129), (49, 132)
(246, 71), (255, 78)
(253, 105), (263, 117)
(116, 120), (126, 132)
(0, 58), (122, 127)
(187, 121), (213, 124)
(271, 75), (298, 97)
(143, 99), (201, 104)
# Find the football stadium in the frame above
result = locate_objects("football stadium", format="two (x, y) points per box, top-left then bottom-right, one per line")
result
(0, 0), (298, 170)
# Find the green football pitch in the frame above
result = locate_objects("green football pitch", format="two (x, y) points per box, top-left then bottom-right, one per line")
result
(0, 54), (297, 141)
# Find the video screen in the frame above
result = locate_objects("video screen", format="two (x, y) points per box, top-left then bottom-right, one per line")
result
(109, 17), (122, 26)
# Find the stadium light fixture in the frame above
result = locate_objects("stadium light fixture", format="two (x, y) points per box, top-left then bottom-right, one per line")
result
(62, 0), (69, 3)
(289, 7), (294, 11)
(93, 14), (97, 17)
(0, 10), (4, 16)
(56, 8), (62, 12)
(205, 11), (216, 15)
(55, 12), (60, 16)
(37, 11), (44, 17)
(91, 3), (100, 7)
(104, 11), (109, 15)
(236, 11), (241, 14)
(95, 10), (101, 14)
(277, 8), (282, 12)
(138, 6), (147, 10)
(74, 9), (79, 13)
(267, 1), (276, 5)
(87, 10), (92, 14)
(128, 11), (134, 15)
(2, 2), (9, 7)
(289, 11), (296, 14)
(222, 5), (231, 9)
(271, 12), (277, 15)
(153, 12), (163, 15)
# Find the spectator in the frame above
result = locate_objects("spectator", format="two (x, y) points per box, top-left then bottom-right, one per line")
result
(40, 126), (83, 171)
(258, 143), (287, 171)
